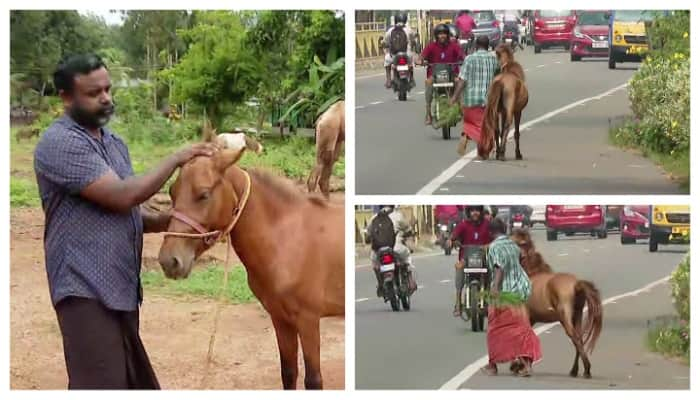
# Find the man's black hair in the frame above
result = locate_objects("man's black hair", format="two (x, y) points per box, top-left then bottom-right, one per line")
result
(489, 218), (507, 236)
(53, 53), (107, 94)
(476, 35), (490, 50)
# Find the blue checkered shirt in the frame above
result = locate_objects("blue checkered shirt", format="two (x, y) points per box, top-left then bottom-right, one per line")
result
(34, 115), (143, 311)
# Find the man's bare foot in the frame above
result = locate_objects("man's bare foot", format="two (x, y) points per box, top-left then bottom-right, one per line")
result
(457, 136), (469, 156)
(481, 364), (498, 376)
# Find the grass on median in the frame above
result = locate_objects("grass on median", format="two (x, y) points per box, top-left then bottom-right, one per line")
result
(141, 263), (256, 304)
(609, 120), (689, 192)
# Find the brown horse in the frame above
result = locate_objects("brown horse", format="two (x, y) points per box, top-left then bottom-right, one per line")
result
(511, 229), (603, 378)
(307, 100), (345, 199)
(158, 129), (345, 390)
(479, 44), (529, 161)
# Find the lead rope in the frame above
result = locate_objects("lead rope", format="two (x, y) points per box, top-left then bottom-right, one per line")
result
(162, 171), (251, 389)
(199, 171), (251, 389)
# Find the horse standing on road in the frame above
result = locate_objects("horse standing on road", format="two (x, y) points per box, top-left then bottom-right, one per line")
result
(479, 44), (529, 161)
(511, 229), (603, 379)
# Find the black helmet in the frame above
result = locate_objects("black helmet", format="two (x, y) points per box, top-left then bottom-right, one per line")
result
(448, 24), (459, 38)
(434, 23), (450, 38)
(465, 205), (484, 213)
(395, 13), (408, 25)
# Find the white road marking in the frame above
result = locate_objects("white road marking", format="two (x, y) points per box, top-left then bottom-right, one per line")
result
(628, 164), (644, 168)
(417, 91), (425, 95)
(555, 61), (562, 64)
(356, 298), (369, 303)
(356, 105), (366, 110)
(439, 187), (450, 192)
(369, 101), (384, 105)
(418, 285), (425, 289)
(558, 253), (569, 257)
(440, 279), (452, 284)
(439, 275), (670, 390)
(536, 64), (546, 68)
(417, 83), (629, 195)
(456, 175), (465, 178)
(524, 68), (530, 72)
(356, 252), (444, 268)
(356, 72), (386, 80)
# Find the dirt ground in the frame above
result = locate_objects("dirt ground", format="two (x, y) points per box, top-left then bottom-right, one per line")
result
(9, 199), (345, 390)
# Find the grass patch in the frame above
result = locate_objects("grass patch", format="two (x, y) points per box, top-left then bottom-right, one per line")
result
(610, 121), (689, 192)
(141, 263), (256, 304)
(10, 177), (40, 207)
(10, 117), (344, 208)
(646, 320), (690, 363)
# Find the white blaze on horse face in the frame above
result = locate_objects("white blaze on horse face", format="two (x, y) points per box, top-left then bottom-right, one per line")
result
(217, 133), (247, 151)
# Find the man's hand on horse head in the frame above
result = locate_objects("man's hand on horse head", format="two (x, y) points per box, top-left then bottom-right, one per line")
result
(174, 143), (219, 166)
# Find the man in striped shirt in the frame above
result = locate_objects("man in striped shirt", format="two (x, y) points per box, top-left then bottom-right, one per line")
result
(450, 35), (500, 156)
(483, 218), (541, 377)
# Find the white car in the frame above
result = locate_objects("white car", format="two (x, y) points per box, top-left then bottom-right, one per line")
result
(531, 205), (546, 226)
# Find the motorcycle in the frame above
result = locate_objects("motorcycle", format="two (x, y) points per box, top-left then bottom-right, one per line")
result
(429, 62), (462, 140)
(377, 246), (412, 312)
(391, 52), (414, 102)
(436, 221), (457, 255)
(502, 23), (520, 52)
(459, 245), (489, 332)
(511, 212), (527, 230)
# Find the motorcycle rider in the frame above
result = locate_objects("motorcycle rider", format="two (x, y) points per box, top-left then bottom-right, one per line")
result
(502, 10), (524, 50)
(383, 13), (416, 89)
(434, 205), (461, 246)
(448, 205), (493, 317)
(366, 205), (417, 297)
(455, 10), (477, 42)
(416, 24), (465, 126)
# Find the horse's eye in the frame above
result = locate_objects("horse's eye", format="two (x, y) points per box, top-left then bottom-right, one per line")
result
(198, 191), (211, 201)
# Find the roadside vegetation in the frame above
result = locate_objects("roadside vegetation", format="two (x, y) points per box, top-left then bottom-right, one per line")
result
(610, 11), (689, 191)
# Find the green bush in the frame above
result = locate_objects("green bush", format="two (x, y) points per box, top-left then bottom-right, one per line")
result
(112, 83), (155, 123)
(670, 255), (689, 322)
(647, 254), (690, 361)
(627, 56), (689, 154)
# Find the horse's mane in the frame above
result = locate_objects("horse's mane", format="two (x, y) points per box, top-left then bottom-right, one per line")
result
(511, 229), (553, 277)
(502, 61), (525, 81)
(248, 169), (328, 208)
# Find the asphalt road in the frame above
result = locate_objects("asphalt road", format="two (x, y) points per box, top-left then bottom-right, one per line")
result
(355, 48), (682, 194)
(355, 228), (689, 389)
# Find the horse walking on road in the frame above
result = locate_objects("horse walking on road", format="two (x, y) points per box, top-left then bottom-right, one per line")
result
(511, 229), (603, 378)
(479, 44), (529, 161)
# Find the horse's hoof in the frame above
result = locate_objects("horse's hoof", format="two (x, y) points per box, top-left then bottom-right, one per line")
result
(569, 371), (579, 378)
(516, 154), (523, 160)
(584, 372), (592, 379)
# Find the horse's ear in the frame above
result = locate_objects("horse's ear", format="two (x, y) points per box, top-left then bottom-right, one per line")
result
(215, 148), (245, 173)
(202, 119), (216, 143)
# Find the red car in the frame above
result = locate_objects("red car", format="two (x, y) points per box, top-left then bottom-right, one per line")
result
(532, 9), (577, 53)
(570, 10), (610, 61)
(620, 205), (650, 244)
(545, 205), (607, 241)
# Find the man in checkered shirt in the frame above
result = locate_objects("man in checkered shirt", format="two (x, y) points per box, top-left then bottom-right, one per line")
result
(33, 53), (217, 389)
(450, 35), (501, 156)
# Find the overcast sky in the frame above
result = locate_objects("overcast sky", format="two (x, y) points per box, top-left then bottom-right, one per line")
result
(79, 10), (124, 26)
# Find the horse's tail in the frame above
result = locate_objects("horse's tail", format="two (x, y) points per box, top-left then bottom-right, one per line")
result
(575, 280), (603, 354)
(478, 79), (503, 159)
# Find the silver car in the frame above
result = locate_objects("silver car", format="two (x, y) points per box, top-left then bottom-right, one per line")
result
(471, 10), (501, 49)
